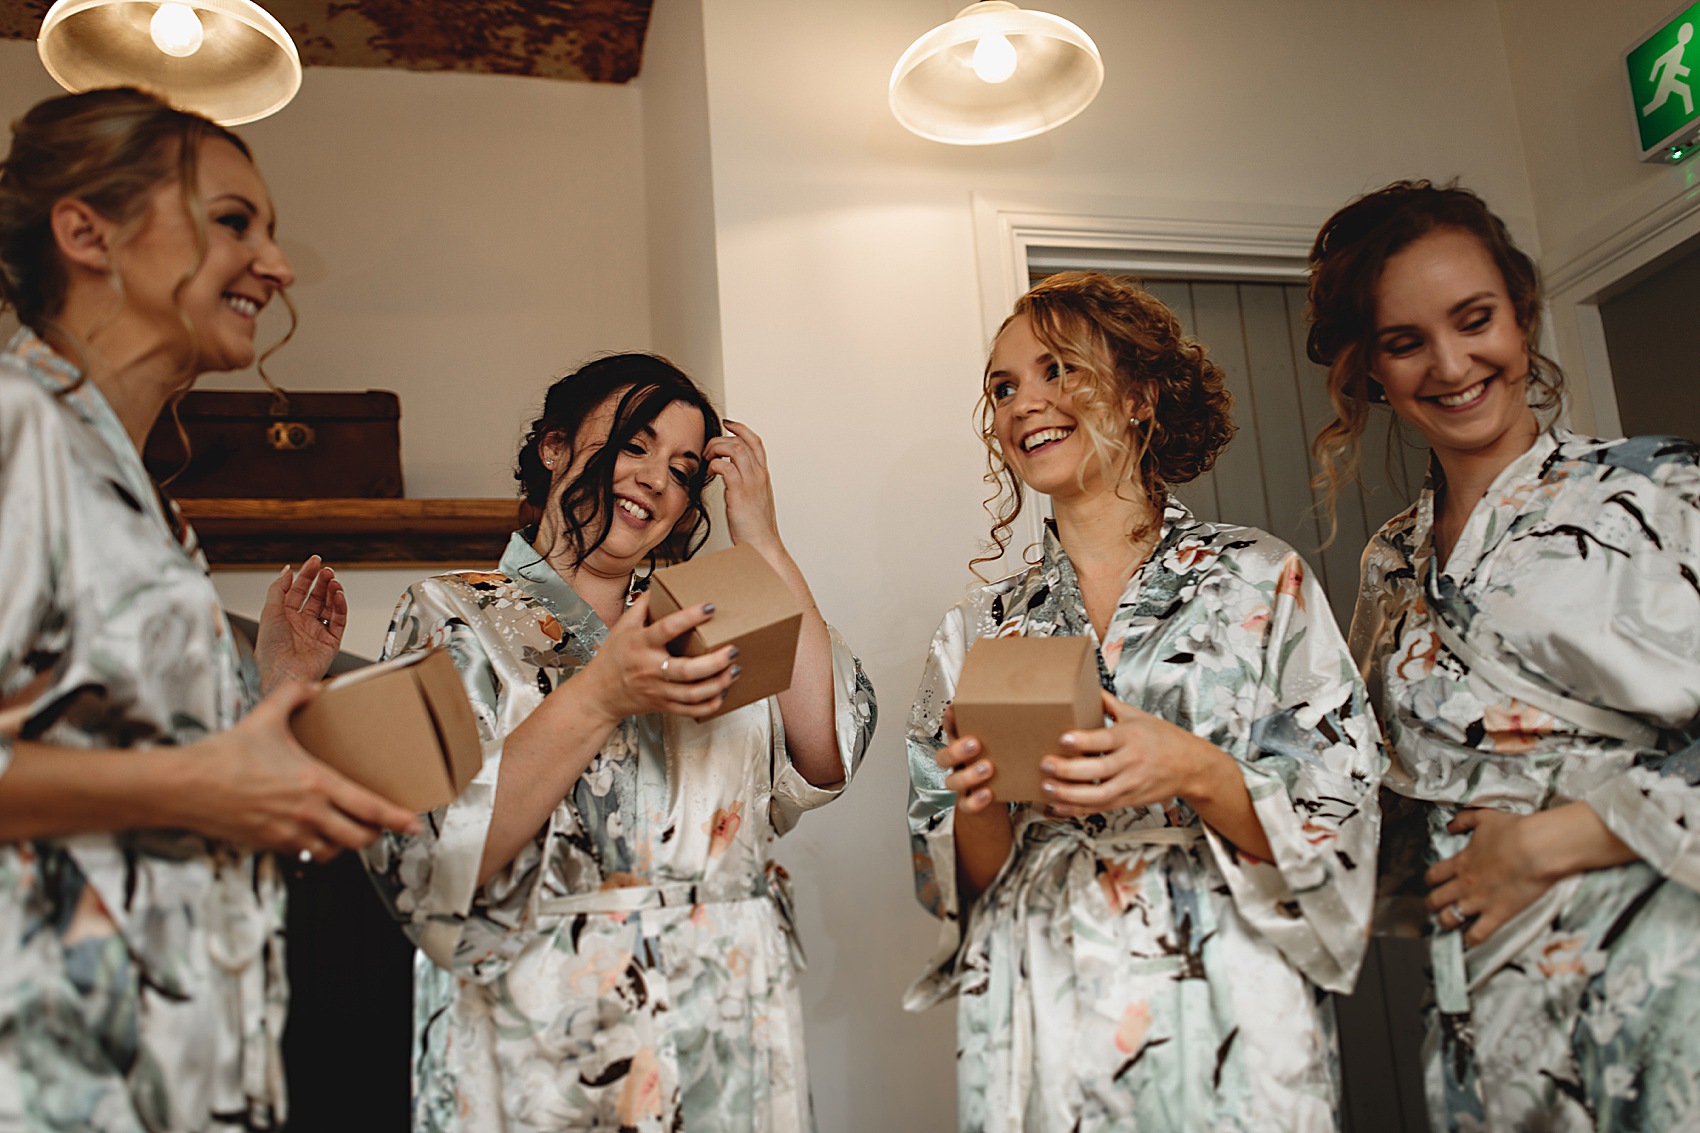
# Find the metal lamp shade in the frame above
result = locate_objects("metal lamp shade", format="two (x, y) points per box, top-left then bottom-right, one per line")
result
(38, 0), (302, 126)
(889, 2), (1103, 145)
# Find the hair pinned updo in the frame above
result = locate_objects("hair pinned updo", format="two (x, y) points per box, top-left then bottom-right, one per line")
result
(975, 271), (1234, 572)
(0, 86), (249, 337)
(1305, 180), (1562, 529)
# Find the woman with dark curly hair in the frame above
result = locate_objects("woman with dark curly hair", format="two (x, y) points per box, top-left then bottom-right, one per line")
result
(1309, 181), (1700, 1131)
(361, 353), (877, 1132)
(904, 272), (1383, 1132)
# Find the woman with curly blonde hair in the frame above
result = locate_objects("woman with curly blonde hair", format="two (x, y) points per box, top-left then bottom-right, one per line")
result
(904, 271), (1383, 1132)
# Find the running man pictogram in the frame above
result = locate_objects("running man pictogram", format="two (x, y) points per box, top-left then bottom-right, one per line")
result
(1644, 23), (1695, 118)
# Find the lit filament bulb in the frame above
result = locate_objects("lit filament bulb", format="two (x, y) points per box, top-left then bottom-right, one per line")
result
(971, 34), (1017, 84)
(150, 3), (204, 58)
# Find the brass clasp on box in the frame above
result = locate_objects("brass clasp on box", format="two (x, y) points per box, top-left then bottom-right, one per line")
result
(267, 421), (317, 451)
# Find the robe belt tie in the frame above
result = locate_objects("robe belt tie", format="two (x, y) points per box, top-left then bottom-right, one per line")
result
(534, 868), (775, 918)
(996, 822), (1205, 952)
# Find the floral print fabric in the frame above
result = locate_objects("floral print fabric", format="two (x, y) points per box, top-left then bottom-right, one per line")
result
(362, 533), (876, 1133)
(1351, 428), (1700, 1132)
(906, 504), (1383, 1133)
(0, 329), (284, 1130)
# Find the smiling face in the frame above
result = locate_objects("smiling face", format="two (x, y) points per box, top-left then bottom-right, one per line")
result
(545, 391), (707, 574)
(986, 313), (1132, 501)
(1371, 227), (1537, 467)
(117, 136), (293, 374)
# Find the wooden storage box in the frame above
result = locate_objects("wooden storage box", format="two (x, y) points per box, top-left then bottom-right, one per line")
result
(143, 389), (403, 498)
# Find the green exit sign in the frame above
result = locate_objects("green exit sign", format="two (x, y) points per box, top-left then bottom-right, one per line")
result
(1627, 3), (1700, 162)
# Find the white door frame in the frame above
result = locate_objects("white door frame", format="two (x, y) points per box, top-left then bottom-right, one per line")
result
(1543, 191), (1700, 438)
(969, 194), (1317, 562)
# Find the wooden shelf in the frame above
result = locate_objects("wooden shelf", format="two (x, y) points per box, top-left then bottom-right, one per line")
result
(179, 498), (520, 569)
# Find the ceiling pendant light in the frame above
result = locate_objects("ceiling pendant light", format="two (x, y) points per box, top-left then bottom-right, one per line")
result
(889, 1), (1103, 145)
(38, 0), (302, 126)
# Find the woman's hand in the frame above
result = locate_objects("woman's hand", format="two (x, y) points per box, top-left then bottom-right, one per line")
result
(706, 420), (782, 555)
(254, 555), (346, 693)
(575, 591), (740, 723)
(936, 705), (1015, 898)
(1040, 691), (1213, 816)
(182, 679), (421, 861)
(1425, 803), (1637, 946)
(934, 706), (1002, 815)
(1041, 691), (1273, 858)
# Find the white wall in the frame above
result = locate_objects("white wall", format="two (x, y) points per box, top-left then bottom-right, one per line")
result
(1497, 0), (1693, 275)
(640, 0), (727, 406)
(1493, 0), (1700, 437)
(689, 2), (1536, 1129)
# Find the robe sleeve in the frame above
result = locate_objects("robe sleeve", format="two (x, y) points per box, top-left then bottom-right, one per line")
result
(768, 625), (877, 836)
(1523, 467), (1700, 894)
(1204, 551), (1385, 993)
(359, 580), (546, 981)
(0, 377), (69, 780)
(901, 605), (977, 1011)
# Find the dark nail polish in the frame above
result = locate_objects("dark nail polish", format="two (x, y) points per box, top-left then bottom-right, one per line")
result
(702, 603), (715, 615)
(730, 665), (743, 679)
(728, 646), (741, 660)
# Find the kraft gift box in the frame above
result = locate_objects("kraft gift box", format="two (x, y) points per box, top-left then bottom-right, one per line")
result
(646, 543), (804, 719)
(291, 647), (483, 813)
(951, 635), (1105, 803)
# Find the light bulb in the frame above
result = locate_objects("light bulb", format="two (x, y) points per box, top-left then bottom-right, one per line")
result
(150, 3), (205, 58)
(971, 34), (1018, 84)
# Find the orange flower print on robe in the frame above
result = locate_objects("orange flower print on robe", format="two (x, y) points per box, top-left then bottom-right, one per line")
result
(1115, 1001), (1152, 1055)
(1097, 855), (1148, 914)
(1482, 700), (1553, 754)
(704, 802), (744, 857)
(1275, 555), (1306, 610)
(616, 1047), (666, 1125)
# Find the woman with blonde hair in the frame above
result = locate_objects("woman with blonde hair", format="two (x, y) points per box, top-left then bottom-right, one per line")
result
(907, 271), (1382, 1131)
(0, 88), (417, 1129)
(1309, 180), (1700, 1131)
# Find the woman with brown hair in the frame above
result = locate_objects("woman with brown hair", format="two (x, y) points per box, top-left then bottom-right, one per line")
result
(0, 88), (418, 1129)
(1308, 180), (1700, 1130)
(906, 271), (1382, 1132)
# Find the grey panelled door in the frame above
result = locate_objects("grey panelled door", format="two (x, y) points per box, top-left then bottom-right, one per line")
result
(1136, 278), (1428, 633)
(1141, 279), (1431, 1133)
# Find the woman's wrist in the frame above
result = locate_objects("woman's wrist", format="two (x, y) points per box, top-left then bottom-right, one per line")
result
(562, 655), (625, 731)
(1177, 734), (1240, 811)
(1522, 802), (1637, 884)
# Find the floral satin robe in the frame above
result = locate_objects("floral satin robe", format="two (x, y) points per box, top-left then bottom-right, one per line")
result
(362, 533), (876, 1133)
(0, 329), (284, 1130)
(1352, 429), (1700, 1132)
(906, 505), (1383, 1133)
